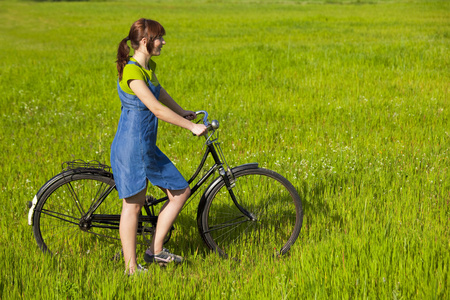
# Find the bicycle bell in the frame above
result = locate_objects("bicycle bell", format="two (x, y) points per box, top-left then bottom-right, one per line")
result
(210, 119), (219, 130)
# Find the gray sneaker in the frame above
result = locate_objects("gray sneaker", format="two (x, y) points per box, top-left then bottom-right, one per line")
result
(143, 248), (155, 264)
(147, 248), (184, 266)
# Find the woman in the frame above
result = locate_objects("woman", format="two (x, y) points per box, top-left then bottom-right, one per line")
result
(111, 18), (207, 275)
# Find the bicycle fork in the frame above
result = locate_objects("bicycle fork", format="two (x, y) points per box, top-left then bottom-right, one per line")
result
(218, 166), (257, 222)
(203, 131), (257, 222)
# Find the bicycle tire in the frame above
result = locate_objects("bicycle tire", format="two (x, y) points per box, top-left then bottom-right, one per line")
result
(198, 167), (303, 258)
(32, 169), (123, 257)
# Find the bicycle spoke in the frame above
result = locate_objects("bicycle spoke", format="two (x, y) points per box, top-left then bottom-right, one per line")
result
(88, 181), (112, 213)
(204, 216), (249, 233)
(210, 221), (255, 244)
(40, 223), (80, 254)
(40, 208), (80, 226)
(65, 181), (85, 216)
(226, 222), (257, 246)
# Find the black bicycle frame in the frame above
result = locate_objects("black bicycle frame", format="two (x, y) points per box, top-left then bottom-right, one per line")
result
(81, 138), (222, 232)
(85, 134), (254, 232)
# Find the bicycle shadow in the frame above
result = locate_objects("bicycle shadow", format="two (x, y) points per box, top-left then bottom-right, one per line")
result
(168, 213), (211, 256)
(172, 193), (304, 259)
(150, 178), (347, 261)
(295, 179), (345, 239)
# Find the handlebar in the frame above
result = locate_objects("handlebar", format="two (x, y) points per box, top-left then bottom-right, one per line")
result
(195, 110), (219, 131)
(195, 110), (209, 126)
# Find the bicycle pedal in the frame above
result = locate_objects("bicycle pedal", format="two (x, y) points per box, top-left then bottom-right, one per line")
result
(145, 195), (159, 207)
(145, 195), (156, 203)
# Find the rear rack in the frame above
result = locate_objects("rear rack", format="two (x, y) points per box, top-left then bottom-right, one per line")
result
(62, 159), (112, 173)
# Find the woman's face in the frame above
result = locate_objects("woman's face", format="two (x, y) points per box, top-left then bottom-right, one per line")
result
(150, 37), (165, 56)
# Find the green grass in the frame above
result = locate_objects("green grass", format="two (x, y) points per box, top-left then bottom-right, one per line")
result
(0, 0), (448, 298)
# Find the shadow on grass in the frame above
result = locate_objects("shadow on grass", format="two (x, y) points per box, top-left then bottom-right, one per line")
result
(173, 192), (303, 261)
(296, 178), (344, 239)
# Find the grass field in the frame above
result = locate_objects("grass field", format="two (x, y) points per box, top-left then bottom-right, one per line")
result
(0, 0), (448, 298)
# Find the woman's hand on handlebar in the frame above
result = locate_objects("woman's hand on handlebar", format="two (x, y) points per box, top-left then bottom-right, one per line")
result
(182, 110), (197, 121)
(183, 110), (207, 136)
(190, 123), (208, 136)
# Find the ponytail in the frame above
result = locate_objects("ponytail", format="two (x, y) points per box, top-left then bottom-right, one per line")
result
(116, 36), (130, 81)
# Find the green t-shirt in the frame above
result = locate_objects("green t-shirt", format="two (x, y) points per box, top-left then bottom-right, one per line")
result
(119, 57), (160, 95)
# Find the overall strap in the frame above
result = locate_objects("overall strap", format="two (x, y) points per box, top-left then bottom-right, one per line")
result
(116, 80), (149, 111)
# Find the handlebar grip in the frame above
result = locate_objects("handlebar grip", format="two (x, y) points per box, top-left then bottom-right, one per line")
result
(191, 110), (219, 136)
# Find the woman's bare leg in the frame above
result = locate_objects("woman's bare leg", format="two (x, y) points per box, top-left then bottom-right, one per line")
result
(150, 186), (190, 254)
(120, 186), (146, 274)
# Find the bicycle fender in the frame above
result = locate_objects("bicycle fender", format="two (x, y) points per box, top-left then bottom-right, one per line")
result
(196, 163), (258, 219)
(28, 171), (70, 226)
(27, 195), (39, 226)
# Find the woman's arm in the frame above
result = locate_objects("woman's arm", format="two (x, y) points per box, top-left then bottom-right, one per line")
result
(155, 73), (196, 120)
(129, 79), (207, 136)
(158, 87), (194, 118)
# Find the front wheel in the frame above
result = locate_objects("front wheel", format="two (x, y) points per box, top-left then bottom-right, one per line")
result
(198, 167), (303, 258)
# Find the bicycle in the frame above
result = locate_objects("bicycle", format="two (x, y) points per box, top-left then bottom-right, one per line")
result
(28, 110), (303, 259)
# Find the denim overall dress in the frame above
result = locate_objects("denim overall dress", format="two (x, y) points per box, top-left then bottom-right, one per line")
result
(110, 60), (188, 199)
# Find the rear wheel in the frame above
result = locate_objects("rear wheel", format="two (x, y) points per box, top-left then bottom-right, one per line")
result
(198, 167), (303, 258)
(32, 169), (123, 258)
